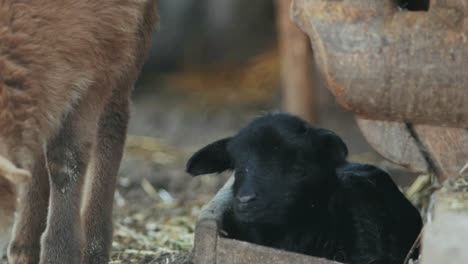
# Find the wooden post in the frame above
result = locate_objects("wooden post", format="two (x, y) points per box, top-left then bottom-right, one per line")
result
(422, 190), (468, 263)
(276, 0), (315, 123)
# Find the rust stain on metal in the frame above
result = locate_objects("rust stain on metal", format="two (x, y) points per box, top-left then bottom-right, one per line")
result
(444, 31), (463, 44)
(327, 80), (354, 112)
(311, 3), (378, 22)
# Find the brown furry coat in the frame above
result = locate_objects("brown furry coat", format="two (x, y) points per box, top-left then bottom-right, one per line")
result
(0, 1), (158, 263)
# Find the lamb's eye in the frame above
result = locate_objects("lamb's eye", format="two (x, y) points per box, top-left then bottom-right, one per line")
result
(234, 169), (245, 179)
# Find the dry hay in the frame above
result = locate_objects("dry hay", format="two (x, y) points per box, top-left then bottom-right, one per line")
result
(110, 200), (198, 264)
(110, 135), (201, 263)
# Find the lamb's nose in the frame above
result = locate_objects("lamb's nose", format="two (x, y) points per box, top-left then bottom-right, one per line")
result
(237, 193), (256, 203)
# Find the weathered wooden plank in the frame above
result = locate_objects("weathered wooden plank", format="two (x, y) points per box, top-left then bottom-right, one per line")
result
(356, 118), (429, 173)
(193, 177), (234, 264)
(193, 220), (218, 264)
(197, 176), (234, 222)
(422, 186), (468, 264)
(422, 212), (468, 264)
(217, 237), (342, 264)
(277, 0), (316, 122)
(292, 0), (468, 127)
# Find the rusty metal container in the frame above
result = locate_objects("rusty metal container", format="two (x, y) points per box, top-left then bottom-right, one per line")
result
(192, 177), (343, 264)
(291, 0), (468, 180)
(292, 0), (468, 128)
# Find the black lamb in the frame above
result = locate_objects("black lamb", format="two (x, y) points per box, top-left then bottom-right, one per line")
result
(186, 113), (422, 264)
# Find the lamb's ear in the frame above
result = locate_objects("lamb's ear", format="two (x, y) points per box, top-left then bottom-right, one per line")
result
(186, 137), (233, 176)
(317, 129), (348, 167)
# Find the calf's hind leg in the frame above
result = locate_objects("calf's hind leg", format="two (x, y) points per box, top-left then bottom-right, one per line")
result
(82, 92), (130, 264)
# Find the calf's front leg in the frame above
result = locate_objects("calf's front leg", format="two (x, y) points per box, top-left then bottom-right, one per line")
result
(39, 109), (97, 264)
(7, 155), (50, 264)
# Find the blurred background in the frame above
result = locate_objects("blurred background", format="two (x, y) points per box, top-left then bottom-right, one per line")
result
(109, 1), (420, 263)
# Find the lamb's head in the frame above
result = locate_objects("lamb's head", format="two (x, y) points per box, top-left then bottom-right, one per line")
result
(186, 113), (348, 224)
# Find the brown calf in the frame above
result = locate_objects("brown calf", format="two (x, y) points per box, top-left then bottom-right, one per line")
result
(0, 0), (158, 263)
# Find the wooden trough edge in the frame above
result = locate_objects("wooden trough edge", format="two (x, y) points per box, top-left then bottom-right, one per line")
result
(192, 177), (343, 264)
